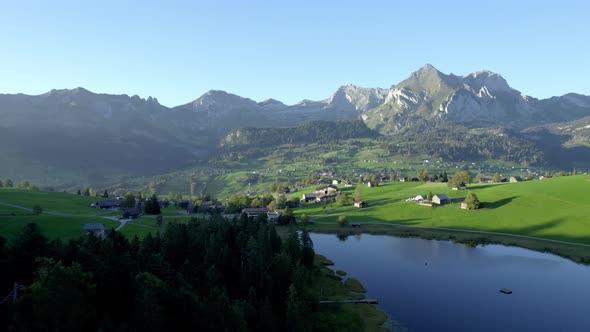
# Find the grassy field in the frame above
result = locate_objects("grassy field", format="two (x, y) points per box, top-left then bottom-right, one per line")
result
(311, 255), (389, 332)
(0, 214), (119, 240)
(3, 176), (590, 253)
(0, 189), (200, 241)
(0, 189), (101, 214)
(296, 175), (590, 246)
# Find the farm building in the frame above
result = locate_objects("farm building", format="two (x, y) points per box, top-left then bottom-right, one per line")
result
(123, 207), (142, 219)
(83, 223), (105, 237)
(266, 210), (281, 223)
(93, 200), (121, 210)
(302, 193), (318, 202)
(241, 208), (269, 218)
(314, 185), (338, 195)
(316, 194), (336, 204)
(432, 194), (451, 205)
(354, 201), (367, 208)
(452, 183), (467, 190)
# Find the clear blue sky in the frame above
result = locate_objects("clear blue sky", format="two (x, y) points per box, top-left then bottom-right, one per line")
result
(1, 1), (588, 106)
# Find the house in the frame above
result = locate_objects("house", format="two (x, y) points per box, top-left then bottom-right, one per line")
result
(83, 223), (105, 237)
(510, 176), (522, 183)
(123, 207), (142, 219)
(267, 210), (281, 223)
(302, 193), (318, 202)
(315, 194), (336, 204)
(500, 177), (509, 183)
(332, 179), (340, 185)
(397, 177), (406, 182)
(409, 177), (420, 182)
(415, 195), (425, 202)
(353, 201), (367, 208)
(93, 200), (121, 210)
(432, 194), (451, 205)
(241, 208), (269, 218)
(380, 176), (391, 183)
(460, 202), (468, 210)
(314, 185), (338, 195)
(344, 181), (354, 188)
(367, 181), (374, 188)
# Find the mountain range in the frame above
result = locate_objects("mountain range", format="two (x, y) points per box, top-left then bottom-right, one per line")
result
(2, 64), (590, 187)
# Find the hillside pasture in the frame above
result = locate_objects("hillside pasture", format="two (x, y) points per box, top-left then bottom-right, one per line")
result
(297, 176), (590, 245)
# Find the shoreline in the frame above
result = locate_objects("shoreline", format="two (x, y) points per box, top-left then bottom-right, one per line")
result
(313, 254), (391, 332)
(303, 223), (590, 265)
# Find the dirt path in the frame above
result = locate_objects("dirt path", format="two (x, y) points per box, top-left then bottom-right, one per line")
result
(0, 202), (75, 216)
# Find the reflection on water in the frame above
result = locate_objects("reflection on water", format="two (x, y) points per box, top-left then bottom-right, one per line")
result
(311, 233), (590, 332)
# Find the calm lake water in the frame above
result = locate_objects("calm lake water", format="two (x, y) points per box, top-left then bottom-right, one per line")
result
(310, 233), (590, 332)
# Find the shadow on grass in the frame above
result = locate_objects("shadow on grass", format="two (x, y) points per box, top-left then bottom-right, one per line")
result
(470, 183), (504, 190)
(485, 196), (519, 209)
(495, 218), (566, 236)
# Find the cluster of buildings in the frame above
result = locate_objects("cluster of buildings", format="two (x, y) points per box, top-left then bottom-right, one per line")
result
(301, 185), (339, 204)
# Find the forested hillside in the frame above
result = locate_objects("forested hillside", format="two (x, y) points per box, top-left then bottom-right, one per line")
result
(220, 120), (378, 149)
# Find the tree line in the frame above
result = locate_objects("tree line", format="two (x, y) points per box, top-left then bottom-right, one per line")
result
(0, 215), (320, 331)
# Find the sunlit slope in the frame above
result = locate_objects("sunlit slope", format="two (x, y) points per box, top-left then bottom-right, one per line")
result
(299, 175), (590, 244)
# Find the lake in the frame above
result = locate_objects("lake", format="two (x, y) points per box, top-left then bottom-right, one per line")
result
(310, 233), (590, 332)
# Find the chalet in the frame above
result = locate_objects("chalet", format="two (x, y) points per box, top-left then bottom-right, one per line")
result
(302, 193), (318, 202)
(84, 223), (105, 237)
(432, 194), (450, 205)
(315, 194), (336, 204)
(123, 207), (142, 219)
(510, 176), (522, 183)
(93, 200), (121, 210)
(314, 185), (338, 195)
(380, 176), (391, 183)
(267, 210), (281, 223)
(241, 208), (269, 218)
(353, 201), (367, 208)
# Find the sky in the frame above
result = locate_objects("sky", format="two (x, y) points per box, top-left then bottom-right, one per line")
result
(0, 0), (588, 106)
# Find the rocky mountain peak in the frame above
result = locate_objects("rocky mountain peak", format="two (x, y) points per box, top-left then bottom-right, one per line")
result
(463, 70), (512, 94)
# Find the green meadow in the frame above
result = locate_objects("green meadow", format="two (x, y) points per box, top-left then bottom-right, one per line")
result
(296, 175), (590, 245)
(2, 176), (590, 255)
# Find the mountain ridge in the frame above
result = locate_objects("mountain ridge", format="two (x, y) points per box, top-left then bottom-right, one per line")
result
(2, 64), (590, 187)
